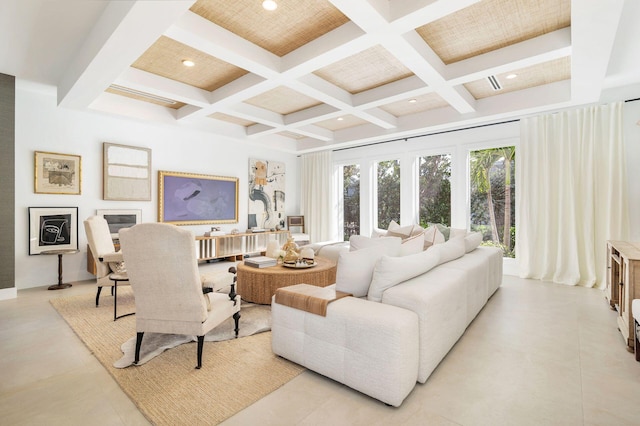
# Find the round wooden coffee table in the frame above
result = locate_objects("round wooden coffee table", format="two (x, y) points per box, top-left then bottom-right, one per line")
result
(237, 256), (337, 304)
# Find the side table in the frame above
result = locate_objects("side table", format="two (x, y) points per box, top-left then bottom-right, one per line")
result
(42, 249), (79, 290)
(237, 256), (337, 304)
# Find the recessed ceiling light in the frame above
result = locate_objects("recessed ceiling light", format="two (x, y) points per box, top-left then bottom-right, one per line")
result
(506, 73), (517, 79)
(262, 0), (277, 11)
(409, 99), (417, 103)
(182, 60), (195, 67)
(337, 117), (344, 121)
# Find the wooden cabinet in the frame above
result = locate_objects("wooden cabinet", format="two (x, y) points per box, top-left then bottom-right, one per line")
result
(195, 230), (290, 261)
(606, 240), (640, 351)
(87, 230), (291, 274)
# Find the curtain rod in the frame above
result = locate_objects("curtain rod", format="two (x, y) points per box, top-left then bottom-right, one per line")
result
(332, 119), (520, 152)
(332, 97), (640, 153)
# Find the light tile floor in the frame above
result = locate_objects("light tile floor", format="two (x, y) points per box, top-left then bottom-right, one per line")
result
(1, 273), (639, 425)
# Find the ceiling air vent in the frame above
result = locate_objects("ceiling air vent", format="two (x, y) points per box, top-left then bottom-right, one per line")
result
(487, 75), (502, 91)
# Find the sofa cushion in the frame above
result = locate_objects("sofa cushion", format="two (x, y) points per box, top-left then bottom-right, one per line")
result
(435, 235), (466, 265)
(335, 244), (390, 297)
(464, 231), (483, 253)
(368, 247), (441, 302)
(399, 231), (425, 256)
(422, 225), (445, 249)
(349, 234), (401, 256)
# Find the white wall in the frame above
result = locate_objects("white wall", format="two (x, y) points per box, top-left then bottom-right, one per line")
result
(14, 80), (299, 290)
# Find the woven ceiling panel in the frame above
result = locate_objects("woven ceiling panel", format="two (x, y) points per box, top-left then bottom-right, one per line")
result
(314, 115), (368, 131)
(244, 86), (322, 115)
(314, 45), (414, 94)
(209, 112), (256, 127)
(416, 0), (571, 64)
(190, 0), (349, 57)
(464, 56), (571, 100)
(379, 93), (448, 117)
(105, 87), (185, 110)
(132, 36), (248, 92)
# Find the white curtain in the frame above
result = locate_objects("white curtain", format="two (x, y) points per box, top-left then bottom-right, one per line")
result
(300, 150), (333, 242)
(517, 101), (629, 289)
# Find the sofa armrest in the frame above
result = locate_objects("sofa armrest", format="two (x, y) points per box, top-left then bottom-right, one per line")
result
(272, 294), (419, 407)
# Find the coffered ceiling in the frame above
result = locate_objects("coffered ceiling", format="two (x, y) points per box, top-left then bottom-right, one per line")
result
(3, 0), (639, 153)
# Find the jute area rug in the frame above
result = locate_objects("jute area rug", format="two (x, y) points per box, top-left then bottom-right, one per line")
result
(50, 287), (305, 425)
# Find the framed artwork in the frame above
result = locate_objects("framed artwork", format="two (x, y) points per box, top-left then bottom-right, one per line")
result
(96, 209), (142, 239)
(28, 207), (78, 255)
(248, 158), (285, 230)
(103, 142), (152, 201)
(158, 170), (238, 225)
(34, 151), (81, 195)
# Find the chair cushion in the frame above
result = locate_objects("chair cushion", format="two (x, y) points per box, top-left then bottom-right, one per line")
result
(632, 299), (640, 322)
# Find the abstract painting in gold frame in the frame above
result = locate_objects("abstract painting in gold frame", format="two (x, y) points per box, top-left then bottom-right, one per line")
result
(158, 170), (238, 225)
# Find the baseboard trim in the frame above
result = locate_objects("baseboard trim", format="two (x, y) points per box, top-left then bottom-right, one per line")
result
(0, 287), (17, 300)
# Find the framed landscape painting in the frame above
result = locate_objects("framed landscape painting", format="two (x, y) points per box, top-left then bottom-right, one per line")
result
(158, 171), (238, 225)
(34, 151), (81, 194)
(28, 207), (78, 255)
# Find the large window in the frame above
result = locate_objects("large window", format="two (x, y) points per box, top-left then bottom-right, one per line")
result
(418, 154), (451, 227)
(376, 160), (400, 229)
(469, 146), (516, 257)
(343, 164), (360, 241)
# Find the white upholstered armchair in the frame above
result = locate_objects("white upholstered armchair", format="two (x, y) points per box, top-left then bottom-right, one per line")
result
(84, 215), (128, 310)
(119, 222), (241, 369)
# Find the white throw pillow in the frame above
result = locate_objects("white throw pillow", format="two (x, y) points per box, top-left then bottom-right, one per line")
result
(368, 247), (441, 302)
(422, 225), (445, 249)
(387, 220), (414, 238)
(370, 227), (387, 238)
(435, 235), (466, 265)
(349, 234), (402, 256)
(399, 231), (425, 256)
(464, 231), (483, 253)
(335, 244), (389, 297)
(450, 228), (468, 239)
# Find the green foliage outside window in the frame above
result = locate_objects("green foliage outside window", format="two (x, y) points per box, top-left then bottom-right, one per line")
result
(469, 146), (516, 257)
(343, 164), (360, 241)
(377, 160), (400, 229)
(418, 154), (451, 227)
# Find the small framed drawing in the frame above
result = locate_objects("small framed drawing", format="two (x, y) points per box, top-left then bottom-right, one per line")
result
(96, 209), (142, 239)
(103, 142), (152, 201)
(34, 151), (81, 194)
(28, 207), (78, 255)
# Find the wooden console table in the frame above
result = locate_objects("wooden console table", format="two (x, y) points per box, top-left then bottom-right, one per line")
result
(606, 240), (640, 351)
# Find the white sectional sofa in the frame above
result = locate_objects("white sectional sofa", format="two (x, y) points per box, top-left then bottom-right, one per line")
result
(271, 230), (503, 407)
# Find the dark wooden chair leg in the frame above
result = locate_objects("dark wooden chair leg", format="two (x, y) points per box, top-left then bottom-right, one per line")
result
(113, 283), (118, 321)
(635, 319), (639, 362)
(196, 335), (205, 369)
(134, 332), (144, 365)
(233, 312), (241, 338)
(95, 286), (103, 307)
